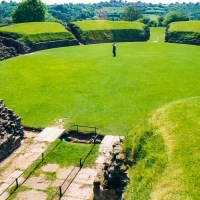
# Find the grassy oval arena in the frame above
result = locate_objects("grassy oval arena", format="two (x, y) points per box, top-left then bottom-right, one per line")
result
(0, 28), (199, 136)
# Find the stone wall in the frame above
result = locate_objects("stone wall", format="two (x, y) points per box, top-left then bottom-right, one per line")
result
(28, 39), (79, 52)
(0, 35), (31, 60)
(0, 100), (24, 161)
(68, 23), (150, 45)
(0, 33), (79, 61)
(165, 26), (200, 46)
(93, 140), (129, 200)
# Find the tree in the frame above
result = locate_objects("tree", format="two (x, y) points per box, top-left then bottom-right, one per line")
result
(12, 0), (46, 23)
(163, 11), (189, 26)
(157, 16), (164, 26)
(138, 17), (150, 25)
(122, 6), (142, 21)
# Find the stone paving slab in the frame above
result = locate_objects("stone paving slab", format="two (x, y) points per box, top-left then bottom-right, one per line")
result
(95, 156), (106, 164)
(42, 163), (59, 172)
(99, 135), (124, 154)
(0, 192), (9, 200)
(16, 190), (47, 200)
(0, 183), (9, 194)
(62, 197), (84, 200)
(3, 170), (23, 183)
(57, 167), (80, 180)
(23, 175), (51, 190)
(14, 153), (42, 169)
(0, 170), (25, 196)
(74, 168), (97, 185)
(34, 127), (65, 142)
(63, 182), (93, 199)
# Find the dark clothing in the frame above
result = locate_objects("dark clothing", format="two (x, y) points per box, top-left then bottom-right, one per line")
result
(113, 44), (116, 57)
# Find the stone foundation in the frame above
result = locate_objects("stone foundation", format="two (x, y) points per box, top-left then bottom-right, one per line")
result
(0, 33), (79, 61)
(0, 100), (24, 161)
(93, 139), (129, 200)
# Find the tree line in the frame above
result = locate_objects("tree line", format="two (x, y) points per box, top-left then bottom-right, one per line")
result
(0, 0), (199, 27)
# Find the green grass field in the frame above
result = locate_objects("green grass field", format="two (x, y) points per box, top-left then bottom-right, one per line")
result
(0, 22), (75, 43)
(73, 20), (145, 31)
(0, 28), (199, 136)
(124, 97), (200, 199)
(169, 21), (200, 32)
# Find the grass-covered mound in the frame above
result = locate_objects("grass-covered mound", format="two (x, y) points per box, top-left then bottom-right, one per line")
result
(0, 22), (75, 43)
(165, 21), (200, 45)
(68, 20), (150, 44)
(124, 97), (200, 199)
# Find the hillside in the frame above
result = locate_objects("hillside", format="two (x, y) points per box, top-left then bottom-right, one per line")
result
(68, 20), (150, 44)
(124, 97), (200, 199)
(165, 21), (200, 45)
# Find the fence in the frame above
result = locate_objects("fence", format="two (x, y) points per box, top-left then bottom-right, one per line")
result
(50, 125), (100, 199)
(0, 125), (99, 200)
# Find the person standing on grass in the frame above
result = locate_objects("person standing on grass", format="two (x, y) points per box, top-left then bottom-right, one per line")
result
(113, 43), (116, 57)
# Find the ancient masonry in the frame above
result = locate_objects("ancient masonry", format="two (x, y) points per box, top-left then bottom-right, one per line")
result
(0, 100), (24, 161)
(94, 138), (129, 200)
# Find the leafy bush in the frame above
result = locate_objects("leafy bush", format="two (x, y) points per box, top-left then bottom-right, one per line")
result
(163, 11), (189, 26)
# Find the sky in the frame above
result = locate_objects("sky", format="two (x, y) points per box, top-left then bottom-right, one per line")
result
(2, 0), (200, 4)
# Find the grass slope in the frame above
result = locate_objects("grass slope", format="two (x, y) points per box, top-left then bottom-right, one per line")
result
(0, 22), (75, 43)
(0, 28), (199, 135)
(166, 21), (200, 45)
(70, 20), (149, 43)
(73, 20), (145, 31)
(169, 21), (200, 32)
(124, 97), (200, 199)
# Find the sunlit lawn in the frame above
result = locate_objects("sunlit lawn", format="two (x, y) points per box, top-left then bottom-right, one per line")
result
(0, 28), (199, 135)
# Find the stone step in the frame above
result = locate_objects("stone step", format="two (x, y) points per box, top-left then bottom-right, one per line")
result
(34, 127), (65, 142)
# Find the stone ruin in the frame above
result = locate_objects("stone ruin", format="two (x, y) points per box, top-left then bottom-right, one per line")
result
(93, 139), (129, 200)
(0, 100), (24, 161)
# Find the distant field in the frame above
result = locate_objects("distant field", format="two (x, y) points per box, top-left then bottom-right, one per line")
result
(124, 97), (200, 199)
(102, 7), (124, 13)
(143, 14), (159, 21)
(73, 20), (145, 31)
(0, 22), (75, 43)
(169, 21), (200, 32)
(0, 28), (199, 135)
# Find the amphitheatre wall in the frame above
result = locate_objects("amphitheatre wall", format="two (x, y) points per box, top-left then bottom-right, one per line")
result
(0, 33), (79, 61)
(68, 23), (150, 45)
(165, 25), (200, 45)
(0, 100), (24, 161)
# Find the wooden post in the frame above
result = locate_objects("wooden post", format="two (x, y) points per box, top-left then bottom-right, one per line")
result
(16, 178), (18, 188)
(80, 158), (82, 168)
(59, 186), (62, 198)
(42, 153), (44, 161)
